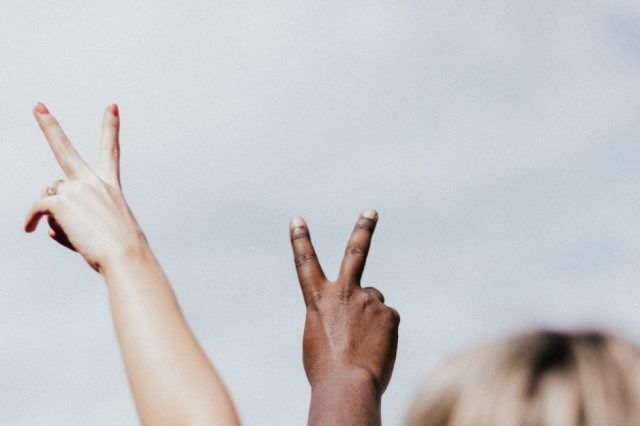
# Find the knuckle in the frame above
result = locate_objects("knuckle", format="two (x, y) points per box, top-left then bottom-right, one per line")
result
(352, 290), (371, 306)
(345, 244), (366, 257)
(41, 117), (58, 131)
(107, 143), (120, 158)
(302, 287), (323, 310)
(386, 307), (401, 324)
(355, 217), (376, 233)
(106, 116), (119, 127)
(310, 289), (323, 301)
(55, 139), (73, 153)
(105, 182), (121, 195)
(291, 226), (310, 242)
(54, 181), (69, 195)
(294, 252), (317, 269)
(364, 287), (385, 303)
(339, 286), (354, 303)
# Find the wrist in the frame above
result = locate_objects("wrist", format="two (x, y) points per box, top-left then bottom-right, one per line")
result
(311, 366), (379, 392)
(309, 367), (381, 426)
(311, 366), (382, 403)
(100, 235), (155, 278)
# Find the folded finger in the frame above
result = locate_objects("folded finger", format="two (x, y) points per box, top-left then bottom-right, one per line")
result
(33, 102), (91, 180)
(24, 197), (58, 233)
(48, 229), (76, 251)
(289, 217), (325, 306)
(363, 286), (385, 303)
(47, 216), (76, 251)
(338, 209), (378, 286)
(96, 104), (120, 186)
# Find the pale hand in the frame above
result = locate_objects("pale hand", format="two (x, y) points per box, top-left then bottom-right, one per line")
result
(25, 103), (148, 273)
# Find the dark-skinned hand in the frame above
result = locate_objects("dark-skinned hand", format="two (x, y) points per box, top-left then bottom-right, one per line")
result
(289, 210), (400, 426)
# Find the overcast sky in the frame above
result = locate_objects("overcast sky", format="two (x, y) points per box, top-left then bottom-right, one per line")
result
(2, 1), (640, 424)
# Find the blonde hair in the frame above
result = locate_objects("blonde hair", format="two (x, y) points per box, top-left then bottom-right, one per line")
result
(406, 330), (640, 426)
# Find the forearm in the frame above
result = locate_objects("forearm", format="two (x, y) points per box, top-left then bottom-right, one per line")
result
(308, 369), (381, 426)
(26, 104), (239, 424)
(103, 245), (239, 426)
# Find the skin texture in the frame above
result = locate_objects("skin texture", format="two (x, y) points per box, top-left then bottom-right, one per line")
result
(289, 211), (400, 426)
(25, 103), (240, 426)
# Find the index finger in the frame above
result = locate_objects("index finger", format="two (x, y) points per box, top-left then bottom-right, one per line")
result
(338, 209), (378, 286)
(33, 103), (91, 180)
(289, 217), (325, 306)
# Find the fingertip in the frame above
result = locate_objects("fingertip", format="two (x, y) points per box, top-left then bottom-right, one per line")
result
(290, 216), (314, 244)
(24, 218), (37, 233)
(34, 102), (49, 115)
(104, 104), (120, 123)
(361, 208), (378, 221)
(24, 211), (35, 232)
(25, 201), (48, 233)
(290, 216), (307, 230)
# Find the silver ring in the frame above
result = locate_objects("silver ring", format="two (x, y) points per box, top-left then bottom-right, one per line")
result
(45, 179), (65, 196)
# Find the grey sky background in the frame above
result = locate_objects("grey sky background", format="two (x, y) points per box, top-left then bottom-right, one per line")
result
(1, 1), (640, 424)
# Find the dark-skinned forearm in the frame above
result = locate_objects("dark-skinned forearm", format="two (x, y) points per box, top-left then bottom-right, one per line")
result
(308, 369), (381, 426)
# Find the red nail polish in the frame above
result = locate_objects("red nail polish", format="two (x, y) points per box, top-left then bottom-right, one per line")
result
(35, 102), (49, 114)
(110, 104), (119, 117)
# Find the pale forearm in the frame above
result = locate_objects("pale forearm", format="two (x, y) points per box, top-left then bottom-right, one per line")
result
(26, 104), (240, 425)
(103, 246), (239, 426)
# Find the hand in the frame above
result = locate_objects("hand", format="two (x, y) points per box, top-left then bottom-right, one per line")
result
(25, 103), (148, 273)
(289, 210), (400, 396)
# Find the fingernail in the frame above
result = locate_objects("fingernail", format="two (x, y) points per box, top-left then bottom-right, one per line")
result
(110, 103), (119, 117)
(290, 216), (306, 228)
(34, 102), (49, 115)
(361, 209), (378, 220)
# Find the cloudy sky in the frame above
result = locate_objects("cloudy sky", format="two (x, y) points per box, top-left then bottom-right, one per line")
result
(2, 0), (640, 424)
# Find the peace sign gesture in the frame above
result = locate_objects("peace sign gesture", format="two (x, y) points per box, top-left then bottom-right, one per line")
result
(25, 103), (147, 273)
(289, 210), (400, 424)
